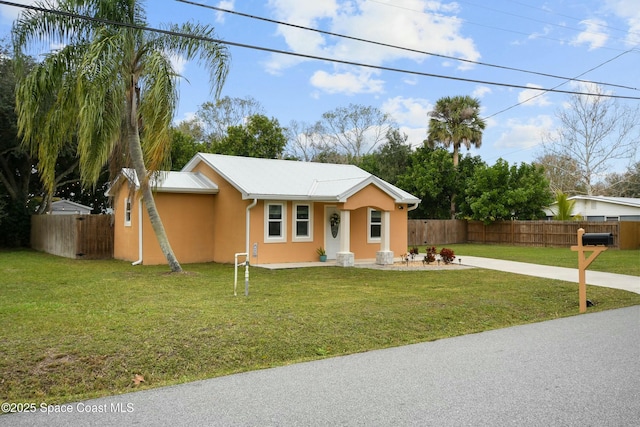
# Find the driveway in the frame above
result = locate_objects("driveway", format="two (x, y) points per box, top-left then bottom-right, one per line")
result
(459, 256), (640, 294)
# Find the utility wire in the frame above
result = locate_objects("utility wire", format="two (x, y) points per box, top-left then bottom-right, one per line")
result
(367, 0), (635, 53)
(176, 0), (638, 92)
(502, 0), (640, 40)
(2, 0), (640, 100)
(452, 0), (638, 42)
(484, 48), (636, 120)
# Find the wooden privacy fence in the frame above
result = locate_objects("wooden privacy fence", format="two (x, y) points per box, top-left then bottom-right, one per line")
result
(409, 220), (639, 249)
(31, 214), (114, 259)
(467, 221), (622, 248)
(408, 219), (467, 246)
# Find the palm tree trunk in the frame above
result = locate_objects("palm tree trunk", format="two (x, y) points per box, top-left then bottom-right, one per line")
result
(451, 145), (459, 219)
(126, 81), (182, 273)
(128, 133), (183, 273)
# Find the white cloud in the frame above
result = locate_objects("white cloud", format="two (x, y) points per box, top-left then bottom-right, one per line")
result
(381, 96), (432, 128)
(309, 68), (384, 95)
(494, 115), (554, 151)
(399, 126), (428, 148)
(166, 52), (187, 75)
(380, 96), (434, 147)
(472, 86), (492, 99)
(266, 0), (481, 91)
(571, 19), (609, 50)
(214, 1), (235, 24)
(605, 0), (640, 45)
(517, 84), (551, 107)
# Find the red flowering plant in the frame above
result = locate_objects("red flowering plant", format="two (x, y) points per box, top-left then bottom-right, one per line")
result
(439, 248), (455, 264)
(424, 246), (437, 264)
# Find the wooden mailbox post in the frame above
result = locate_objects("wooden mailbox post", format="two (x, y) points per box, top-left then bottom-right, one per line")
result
(570, 228), (611, 313)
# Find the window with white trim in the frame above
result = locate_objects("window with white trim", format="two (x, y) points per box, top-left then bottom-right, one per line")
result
(124, 197), (132, 227)
(293, 203), (313, 241)
(368, 209), (381, 241)
(265, 202), (286, 242)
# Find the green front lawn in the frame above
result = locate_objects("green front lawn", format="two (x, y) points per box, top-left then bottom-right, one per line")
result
(1, 248), (639, 405)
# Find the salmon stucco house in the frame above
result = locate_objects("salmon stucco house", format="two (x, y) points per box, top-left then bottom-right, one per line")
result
(110, 153), (420, 267)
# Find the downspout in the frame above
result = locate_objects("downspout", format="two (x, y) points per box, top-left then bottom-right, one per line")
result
(132, 197), (143, 265)
(246, 198), (258, 256)
(407, 203), (419, 212)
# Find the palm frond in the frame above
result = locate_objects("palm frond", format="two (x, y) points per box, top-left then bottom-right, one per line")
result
(149, 22), (230, 98)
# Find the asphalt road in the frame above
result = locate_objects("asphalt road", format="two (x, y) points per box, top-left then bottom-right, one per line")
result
(3, 305), (639, 427)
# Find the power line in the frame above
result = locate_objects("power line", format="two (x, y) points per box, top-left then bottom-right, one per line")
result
(484, 49), (636, 120)
(502, 0), (640, 40)
(175, 0), (638, 92)
(367, 0), (636, 52)
(454, 0), (639, 42)
(2, 0), (640, 101)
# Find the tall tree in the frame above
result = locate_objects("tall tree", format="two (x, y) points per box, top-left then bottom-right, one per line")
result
(541, 85), (640, 196)
(284, 120), (324, 161)
(426, 96), (485, 168)
(169, 127), (208, 171)
(195, 96), (265, 145)
(601, 161), (640, 198)
(460, 159), (553, 223)
(533, 153), (586, 196)
(0, 43), (35, 245)
(426, 95), (486, 217)
(316, 103), (394, 164)
(211, 114), (287, 158)
(13, 0), (229, 272)
(398, 147), (483, 219)
(359, 128), (411, 185)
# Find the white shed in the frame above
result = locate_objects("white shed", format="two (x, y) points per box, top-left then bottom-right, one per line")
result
(544, 196), (640, 221)
(51, 200), (93, 215)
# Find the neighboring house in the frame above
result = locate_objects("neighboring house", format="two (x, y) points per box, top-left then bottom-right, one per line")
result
(109, 153), (420, 266)
(50, 200), (92, 215)
(544, 196), (640, 221)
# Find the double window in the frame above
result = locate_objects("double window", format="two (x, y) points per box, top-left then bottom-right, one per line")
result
(265, 202), (314, 243)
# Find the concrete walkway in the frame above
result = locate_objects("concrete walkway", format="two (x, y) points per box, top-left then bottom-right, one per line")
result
(459, 256), (640, 294)
(3, 306), (639, 426)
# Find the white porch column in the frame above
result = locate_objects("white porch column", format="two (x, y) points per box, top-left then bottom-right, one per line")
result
(336, 209), (354, 267)
(376, 210), (394, 265)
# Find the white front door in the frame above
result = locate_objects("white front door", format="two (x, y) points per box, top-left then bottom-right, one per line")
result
(325, 206), (340, 259)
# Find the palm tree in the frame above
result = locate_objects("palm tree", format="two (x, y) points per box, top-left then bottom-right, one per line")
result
(426, 95), (485, 218)
(552, 191), (581, 220)
(426, 96), (485, 168)
(13, 0), (230, 272)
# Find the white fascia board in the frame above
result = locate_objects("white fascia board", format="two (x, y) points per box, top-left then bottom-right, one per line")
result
(241, 193), (339, 202)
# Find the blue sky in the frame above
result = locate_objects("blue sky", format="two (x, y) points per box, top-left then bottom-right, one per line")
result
(1, 0), (639, 173)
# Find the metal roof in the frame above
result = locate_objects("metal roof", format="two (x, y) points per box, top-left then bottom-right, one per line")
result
(182, 153), (420, 204)
(568, 196), (640, 208)
(118, 169), (219, 194)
